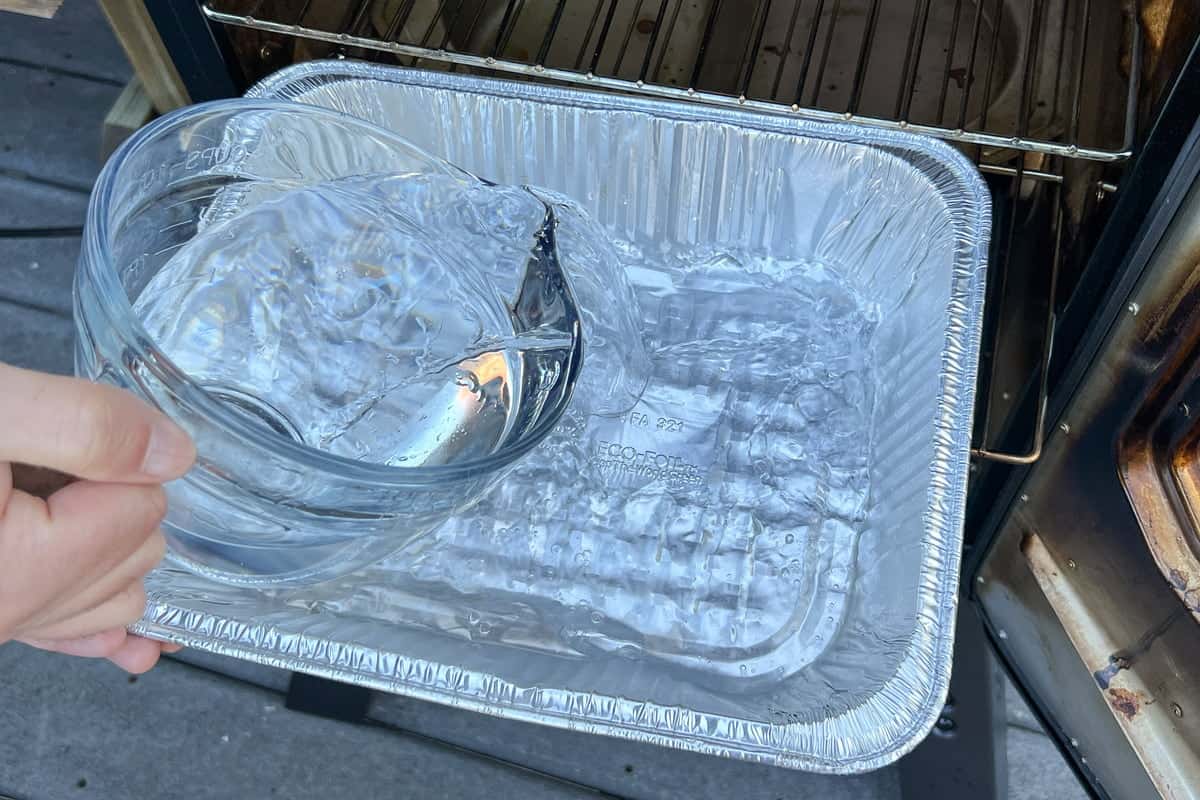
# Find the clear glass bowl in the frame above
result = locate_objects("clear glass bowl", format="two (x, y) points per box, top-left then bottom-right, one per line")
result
(74, 100), (593, 586)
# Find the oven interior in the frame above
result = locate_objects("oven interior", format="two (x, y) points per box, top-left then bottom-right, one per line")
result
(194, 0), (1197, 482)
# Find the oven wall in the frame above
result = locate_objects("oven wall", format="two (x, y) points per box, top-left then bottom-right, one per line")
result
(977, 175), (1200, 800)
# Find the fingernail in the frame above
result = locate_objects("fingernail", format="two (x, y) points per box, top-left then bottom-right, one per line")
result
(142, 418), (196, 480)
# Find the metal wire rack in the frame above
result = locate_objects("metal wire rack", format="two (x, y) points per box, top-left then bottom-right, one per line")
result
(205, 0), (1139, 180)
(201, 0), (1144, 462)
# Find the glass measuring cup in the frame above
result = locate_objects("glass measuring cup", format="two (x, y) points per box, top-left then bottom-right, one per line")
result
(74, 100), (603, 585)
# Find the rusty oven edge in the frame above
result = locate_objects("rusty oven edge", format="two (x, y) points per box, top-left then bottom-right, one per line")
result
(1021, 532), (1192, 795)
(962, 36), (1200, 551)
(965, 35), (1200, 572)
(1118, 266), (1200, 621)
(964, 36), (1200, 800)
(974, 169), (1200, 796)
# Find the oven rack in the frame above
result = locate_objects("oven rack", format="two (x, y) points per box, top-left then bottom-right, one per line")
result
(205, 0), (1140, 180)
(201, 0), (1145, 462)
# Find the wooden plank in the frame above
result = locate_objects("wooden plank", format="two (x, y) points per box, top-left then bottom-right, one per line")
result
(101, 77), (153, 159)
(0, 173), (81, 316)
(0, 173), (87, 227)
(0, 647), (603, 800)
(0, 0), (132, 84)
(0, 0), (62, 19)
(0, 301), (74, 374)
(98, 0), (189, 112)
(0, 236), (79, 317)
(0, 61), (122, 192)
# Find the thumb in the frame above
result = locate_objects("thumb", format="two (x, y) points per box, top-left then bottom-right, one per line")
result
(0, 363), (195, 483)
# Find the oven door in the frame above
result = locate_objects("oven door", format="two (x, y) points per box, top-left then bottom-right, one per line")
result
(968, 39), (1200, 800)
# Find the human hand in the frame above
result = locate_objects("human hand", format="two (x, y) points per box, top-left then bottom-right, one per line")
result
(0, 363), (196, 673)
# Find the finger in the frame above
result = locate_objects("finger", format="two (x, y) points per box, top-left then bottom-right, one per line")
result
(24, 529), (165, 631)
(18, 581), (147, 641)
(0, 483), (164, 637)
(1, 482), (163, 606)
(20, 628), (128, 658)
(107, 635), (163, 674)
(20, 630), (171, 673)
(0, 363), (195, 482)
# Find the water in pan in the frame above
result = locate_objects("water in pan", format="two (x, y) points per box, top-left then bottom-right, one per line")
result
(299, 238), (881, 687)
(133, 171), (619, 467)
(134, 158), (880, 684)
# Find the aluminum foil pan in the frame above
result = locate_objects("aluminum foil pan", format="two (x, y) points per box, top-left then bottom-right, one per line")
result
(134, 61), (990, 773)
